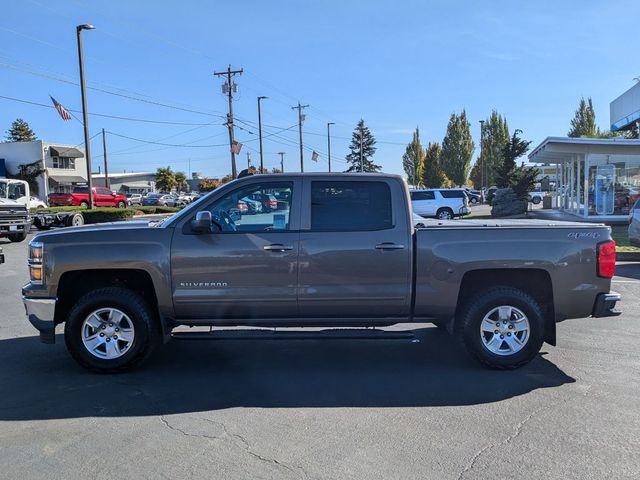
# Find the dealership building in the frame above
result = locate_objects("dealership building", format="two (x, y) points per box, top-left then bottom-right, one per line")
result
(529, 82), (640, 222)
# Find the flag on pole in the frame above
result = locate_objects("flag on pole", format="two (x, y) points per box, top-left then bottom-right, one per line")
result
(49, 96), (72, 121)
(231, 141), (243, 154)
(311, 151), (319, 162)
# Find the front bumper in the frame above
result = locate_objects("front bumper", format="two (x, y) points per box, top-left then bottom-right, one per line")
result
(592, 292), (621, 318)
(23, 297), (57, 344)
(458, 206), (470, 216)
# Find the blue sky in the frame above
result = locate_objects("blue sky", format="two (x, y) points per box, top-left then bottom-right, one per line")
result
(1, 0), (638, 178)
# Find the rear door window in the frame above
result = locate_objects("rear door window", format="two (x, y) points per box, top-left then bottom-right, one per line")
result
(439, 190), (465, 199)
(410, 191), (435, 201)
(311, 181), (392, 231)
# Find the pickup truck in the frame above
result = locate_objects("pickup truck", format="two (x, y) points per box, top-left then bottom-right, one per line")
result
(22, 173), (621, 373)
(0, 198), (30, 242)
(48, 186), (127, 208)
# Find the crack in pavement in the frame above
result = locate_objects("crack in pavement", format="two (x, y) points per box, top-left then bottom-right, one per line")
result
(456, 384), (593, 480)
(159, 416), (308, 479)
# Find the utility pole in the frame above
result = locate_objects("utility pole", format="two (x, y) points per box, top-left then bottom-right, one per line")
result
(257, 96), (267, 173)
(76, 24), (95, 208)
(479, 120), (485, 191)
(246, 151), (251, 169)
(359, 124), (364, 172)
(291, 103), (308, 172)
(278, 152), (285, 173)
(101, 128), (109, 189)
(327, 122), (334, 172)
(214, 64), (243, 179)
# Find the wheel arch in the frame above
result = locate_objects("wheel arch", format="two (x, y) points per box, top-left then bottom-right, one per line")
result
(453, 268), (556, 346)
(55, 268), (172, 342)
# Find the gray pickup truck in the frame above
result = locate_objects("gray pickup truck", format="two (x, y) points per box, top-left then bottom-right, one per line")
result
(22, 173), (620, 372)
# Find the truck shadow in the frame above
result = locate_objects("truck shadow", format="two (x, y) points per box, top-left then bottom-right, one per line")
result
(614, 262), (640, 280)
(0, 327), (574, 421)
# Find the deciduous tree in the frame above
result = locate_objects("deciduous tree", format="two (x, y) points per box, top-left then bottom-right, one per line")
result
(568, 97), (599, 138)
(422, 142), (450, 188)
(402, 128), (425, 186)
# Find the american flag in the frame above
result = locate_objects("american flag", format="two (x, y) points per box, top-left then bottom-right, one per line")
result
(49, 96), (72, 121)
(311, 151), (319, 162)
(231, 141), (243, 154)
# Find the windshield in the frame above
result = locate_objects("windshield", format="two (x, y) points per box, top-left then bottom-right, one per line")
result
(0, 181), (6, 199)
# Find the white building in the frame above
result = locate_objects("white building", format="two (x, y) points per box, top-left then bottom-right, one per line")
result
(92, 172), (156, 194)
(0, 140), (88, 200)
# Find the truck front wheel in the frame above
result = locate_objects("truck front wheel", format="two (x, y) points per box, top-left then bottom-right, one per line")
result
(64, 287), (160, 373)
(457, 287), (544, 369)
(8, 232), (28, 242)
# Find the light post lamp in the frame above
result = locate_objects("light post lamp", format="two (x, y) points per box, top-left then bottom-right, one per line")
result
(257, 96), (268, 173)
(327, 122), (335, 172)
(76, 24), (95, 209)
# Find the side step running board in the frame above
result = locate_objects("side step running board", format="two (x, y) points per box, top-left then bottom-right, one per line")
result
(171, 328), (418, 342)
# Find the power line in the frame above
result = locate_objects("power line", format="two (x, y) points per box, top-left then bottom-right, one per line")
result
(105, 130), (229, 148)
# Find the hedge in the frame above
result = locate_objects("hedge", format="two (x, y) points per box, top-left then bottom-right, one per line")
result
(31, 206), (87, 213)
(82, 208), (136, 224)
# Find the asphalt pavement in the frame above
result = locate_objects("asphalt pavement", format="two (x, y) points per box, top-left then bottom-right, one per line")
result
(0, 234), (639, 479)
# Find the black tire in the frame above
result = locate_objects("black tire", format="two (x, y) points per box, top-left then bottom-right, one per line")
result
(456, 287), (544, 369)
(436, 208), (454, 220)
(64, 212), (84, 227)
(64, 287), (160, 373)
(8, 231), (27, 242)
(117, 201), (126, 208)
(532, 197), (541, 205)
(80, 201), (89, 208)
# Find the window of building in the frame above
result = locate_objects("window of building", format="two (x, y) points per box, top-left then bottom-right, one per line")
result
(52, 156), (75, 169)
(587, 154), (640, 216)
(311, 181), (392, 231)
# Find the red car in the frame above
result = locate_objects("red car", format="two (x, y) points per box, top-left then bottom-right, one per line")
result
(48, 186), (128, 208)
(249, 193), (278, 212)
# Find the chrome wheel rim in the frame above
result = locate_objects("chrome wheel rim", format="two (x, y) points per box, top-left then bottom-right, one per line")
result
(438, 210), (452, 219)
(480, 305), (530, 356)
(81, 308), (135, 359)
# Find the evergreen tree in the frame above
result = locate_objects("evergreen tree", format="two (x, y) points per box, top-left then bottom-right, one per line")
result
(469, 160), (482, 188)
(495, 129), (532, 188)
(568, 97), (599, 137)
(344, 119), (380, 173)
(422, 142), (450, 188)
(402, 127), (425, 186)
(155, 166), (176, 192)
(5, 118), (37, 142)
(482, 110), (510, 186)
(440, 110), (475, 186)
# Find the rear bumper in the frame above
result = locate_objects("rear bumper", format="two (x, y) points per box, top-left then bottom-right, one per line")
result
(457, 206), (470, 216)
(592, 292), (621, 318)
(23, 297), (57, 344)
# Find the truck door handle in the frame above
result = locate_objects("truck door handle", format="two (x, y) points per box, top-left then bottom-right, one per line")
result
(375, 242), (405, 250)
(263, 244), (293, 252)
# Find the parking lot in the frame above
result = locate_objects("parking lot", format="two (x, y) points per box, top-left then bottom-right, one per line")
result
(1, 234), (639, 479)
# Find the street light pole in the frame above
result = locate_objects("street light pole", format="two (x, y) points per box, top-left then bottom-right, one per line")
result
(76, 24), (95, 208)
(278, 152), (285, 173)
(257, 96), (267, 173)
(327, 122), (334, 173)
(479, 119), (485, 191)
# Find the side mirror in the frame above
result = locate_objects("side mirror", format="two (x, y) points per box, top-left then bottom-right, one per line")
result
(190, 211), (212, 233)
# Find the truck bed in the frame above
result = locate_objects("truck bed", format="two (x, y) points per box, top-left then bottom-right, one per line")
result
(416, 218), (605, 229)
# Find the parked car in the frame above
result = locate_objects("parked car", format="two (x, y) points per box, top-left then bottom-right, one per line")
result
(23, 172), (620, 372)
(240, 196), (263, 214)
(48, 187), (127, 208)
(629, 199), (640, 247)
(0, 246), (4, 264)
(142, 193), (181, 207)
(465, 191), (481, 204)
(126, 193), (143, 206)
(528, 191), (545, 205)
(410, 189), (470, 219)
(248, 192), (278, 212)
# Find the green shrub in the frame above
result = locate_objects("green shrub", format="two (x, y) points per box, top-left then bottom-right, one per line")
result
(153, 206), (182, 213)
(134, 206), (182, 214)
(31, 206), (87, 213)
(134, 206), (160, 214)
(82, 208), (136, 224)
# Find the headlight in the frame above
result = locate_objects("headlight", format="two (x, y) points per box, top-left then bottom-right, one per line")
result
(28, 240), (44, 285)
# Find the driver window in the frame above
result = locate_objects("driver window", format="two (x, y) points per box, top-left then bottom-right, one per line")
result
(206, 182), (293, 232)
(8, 183), (26, 200)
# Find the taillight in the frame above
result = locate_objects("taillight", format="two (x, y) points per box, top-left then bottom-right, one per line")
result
(597, 240), (616, 278)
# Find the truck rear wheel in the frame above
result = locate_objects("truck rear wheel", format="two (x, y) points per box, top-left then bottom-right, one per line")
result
(457, 287), (544, 369)
(8, 232), (28, 242)
(64, 287), (160, 373)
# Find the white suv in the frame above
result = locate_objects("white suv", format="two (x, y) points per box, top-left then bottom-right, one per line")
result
(410, 189), (470, 220)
